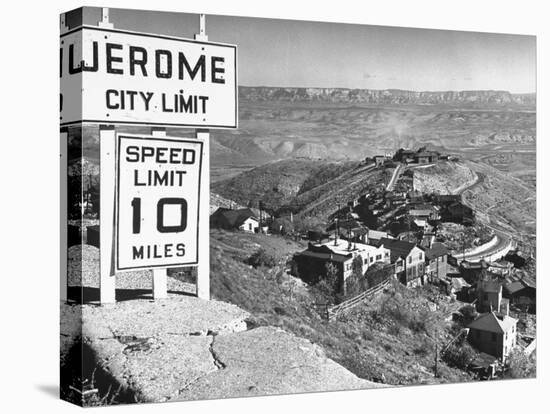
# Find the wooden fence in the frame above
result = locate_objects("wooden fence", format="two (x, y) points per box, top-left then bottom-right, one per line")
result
(523, 337), (537, 356)
(327, 279), (391, 321)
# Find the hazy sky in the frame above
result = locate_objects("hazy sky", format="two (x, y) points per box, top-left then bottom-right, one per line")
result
(78, 7), (536, 93)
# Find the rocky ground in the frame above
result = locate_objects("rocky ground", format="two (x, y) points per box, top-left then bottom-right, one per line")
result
(412, 162), (477, 195)
(61, 295), (381, 405)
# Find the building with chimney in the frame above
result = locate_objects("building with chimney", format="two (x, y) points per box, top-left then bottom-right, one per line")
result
(293, 238), (390, 294)
(467, 312), (518, 361)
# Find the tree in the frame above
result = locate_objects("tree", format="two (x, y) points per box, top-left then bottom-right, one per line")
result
(442, 342), (477, 370)
(345, 255), (366, 298)
(315, 262), (342, 303)
(325, 262), (340, 294)
(293, 215), (325, 234)
(270, 217), (294, 235)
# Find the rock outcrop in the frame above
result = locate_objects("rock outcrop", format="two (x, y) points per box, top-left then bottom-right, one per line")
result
(239, 86), (535, 106)
(61, 295), (380, 403)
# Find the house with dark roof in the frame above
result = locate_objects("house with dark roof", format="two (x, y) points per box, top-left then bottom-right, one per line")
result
(503, 279), (536, 310)
(459, 260), (488, 283)
(441, 201), (474, 225)
(210, 208), (259, 233)
(379, 237), (425, 287)
(467, 312), (518, 360)
(423, 242), (448, 282)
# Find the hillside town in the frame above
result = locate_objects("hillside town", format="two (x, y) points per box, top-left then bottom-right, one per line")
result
(210, 147), (536, 379)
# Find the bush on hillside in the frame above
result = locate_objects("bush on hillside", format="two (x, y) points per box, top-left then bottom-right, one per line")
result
(293, 215), (325, 234)
(442, 342), (477, 370)
(246, 248), (277, 268)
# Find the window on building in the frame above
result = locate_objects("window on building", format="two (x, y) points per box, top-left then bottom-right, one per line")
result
(408, 256), (412, 264)
(370, 257), (374, 263)
(419, 252), (423, 261)
(364, 258), (368, 265)
(376, 254), (382, 261)
(385, 251), (389, 257)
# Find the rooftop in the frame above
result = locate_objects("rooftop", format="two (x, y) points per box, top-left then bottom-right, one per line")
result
(311, 239), (384, 256)
(368, 229), (389, 240)
(379, 237), (417, 261)
(423, 242), (448, 260)
(468, 312), (517, 334)
(211, 208), (258, 228)
(297, 249), (351, 263)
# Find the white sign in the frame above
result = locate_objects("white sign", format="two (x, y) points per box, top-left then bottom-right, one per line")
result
(116, 134), (203, 271)
(60, 26), (237, 128)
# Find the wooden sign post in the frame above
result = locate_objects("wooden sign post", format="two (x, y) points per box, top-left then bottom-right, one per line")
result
(99, 124), (116, 303)
(195, 15), (210, 301)
(60, 129), (68, 303)
(196, 128), (210, 300)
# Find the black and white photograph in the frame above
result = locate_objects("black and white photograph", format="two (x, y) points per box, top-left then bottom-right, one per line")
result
(57, 5), (538, 407)
(3, 1), (547, 413)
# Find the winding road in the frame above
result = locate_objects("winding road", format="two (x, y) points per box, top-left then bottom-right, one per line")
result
(452, 168), (515, 263)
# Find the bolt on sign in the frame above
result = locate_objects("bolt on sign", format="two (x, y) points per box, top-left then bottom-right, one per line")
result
(60, 26), (237, 128)
(116, 134), (204, 271)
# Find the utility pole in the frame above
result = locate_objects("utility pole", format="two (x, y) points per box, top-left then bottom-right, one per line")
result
(462, 233), (466, 262)
(434, 341), (439, 378)
(335, 200), (341, 246)
(258, 200), (263, 230)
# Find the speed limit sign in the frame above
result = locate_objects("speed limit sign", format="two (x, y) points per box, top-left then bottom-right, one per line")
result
(115, 134), (203, 271)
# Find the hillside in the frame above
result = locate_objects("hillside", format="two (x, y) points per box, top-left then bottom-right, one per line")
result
(412, 162), (478, 195)
(211, 159), (359, 213)
(210, 230), (473, 385)
(210, 193), (269, 219)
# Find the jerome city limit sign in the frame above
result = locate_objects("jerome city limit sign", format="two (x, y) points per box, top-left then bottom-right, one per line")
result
(60, 26), (237, 128)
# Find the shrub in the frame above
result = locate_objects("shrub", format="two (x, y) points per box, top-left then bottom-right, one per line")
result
(506, 349), (536, 379)
(458, 305), (478, 326)
(442, 343), (477, 370)
(246, 248), (277, 268)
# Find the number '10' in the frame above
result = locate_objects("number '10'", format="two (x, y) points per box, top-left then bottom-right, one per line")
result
(131, 197), (188, 233)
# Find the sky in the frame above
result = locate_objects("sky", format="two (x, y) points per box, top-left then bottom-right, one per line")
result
(75, 6), (536, 93)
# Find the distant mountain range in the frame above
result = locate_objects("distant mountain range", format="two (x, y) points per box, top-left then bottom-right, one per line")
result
(239, 86), (535, 106)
